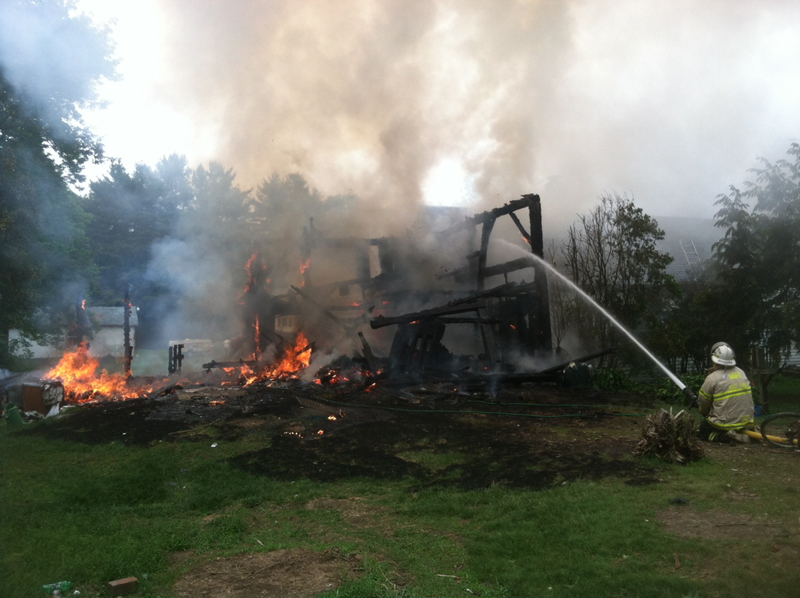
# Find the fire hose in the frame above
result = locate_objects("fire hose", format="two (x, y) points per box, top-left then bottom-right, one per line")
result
(682, 386), (699, 409)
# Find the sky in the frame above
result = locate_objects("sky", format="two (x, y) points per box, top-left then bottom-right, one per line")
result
(72, 0), (800, 230)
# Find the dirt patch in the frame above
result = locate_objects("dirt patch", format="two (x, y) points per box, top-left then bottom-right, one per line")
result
(656, 507), (785, 540)
(306, 497), (384, 527)
(171, 548), (361, 598)
(657, 507), (754, 539)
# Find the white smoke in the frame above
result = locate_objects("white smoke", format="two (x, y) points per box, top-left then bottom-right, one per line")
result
(75, 0), (800, 235)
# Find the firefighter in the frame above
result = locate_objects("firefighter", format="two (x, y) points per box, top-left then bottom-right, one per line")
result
(697, 343), (755, 443)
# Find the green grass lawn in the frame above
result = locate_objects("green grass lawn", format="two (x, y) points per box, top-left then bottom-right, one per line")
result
(2, 391), (799, 598)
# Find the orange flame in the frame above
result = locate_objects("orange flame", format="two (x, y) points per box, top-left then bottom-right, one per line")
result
(254, 315), (261, 359)
(239, 252), (268, 301)
(45, 344), (137, 402)
(242, 332), (313, 386)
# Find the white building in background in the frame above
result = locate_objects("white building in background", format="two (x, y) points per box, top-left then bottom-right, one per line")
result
(9, 306), (138, 360)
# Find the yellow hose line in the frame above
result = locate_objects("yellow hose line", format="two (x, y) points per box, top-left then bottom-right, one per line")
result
(743, 428), (799, 445)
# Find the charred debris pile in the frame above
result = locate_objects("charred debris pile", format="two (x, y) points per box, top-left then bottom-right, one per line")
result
(42, 195), (610, 410)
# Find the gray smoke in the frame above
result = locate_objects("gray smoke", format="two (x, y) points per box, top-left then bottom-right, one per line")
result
(0, 0), (114, 131)
(86, 0), (800, 235)
(13, 0), (799, 359)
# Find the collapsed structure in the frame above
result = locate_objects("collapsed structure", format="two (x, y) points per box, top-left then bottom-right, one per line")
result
(201, 194), (570, 387)
(23, 194), (607, 408)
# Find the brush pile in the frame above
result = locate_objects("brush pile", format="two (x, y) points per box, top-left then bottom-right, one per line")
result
(633, 408), (704, 464)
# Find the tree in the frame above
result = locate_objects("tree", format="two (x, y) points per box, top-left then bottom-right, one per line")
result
(189, 161), (250, 227)
(250, 173), (325, 237)
(711, 143), (800, 363)
(84, 157), (256, 345)
(84, 159), (184, 302)
(647, 263), (722, 374)
(0, 0), (114, 364)
(560, 193), (678, 363)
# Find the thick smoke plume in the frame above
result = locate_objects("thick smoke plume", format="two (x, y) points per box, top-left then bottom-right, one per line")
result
(86, 0), (800, 233)
(7, 0), (800, 362)
(109, 0), (800, 353)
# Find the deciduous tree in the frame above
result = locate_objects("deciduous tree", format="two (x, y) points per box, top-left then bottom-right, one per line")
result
(560, 193), (678, 363)
(0, 0), (114, 364)
(712, 143), (800, 363)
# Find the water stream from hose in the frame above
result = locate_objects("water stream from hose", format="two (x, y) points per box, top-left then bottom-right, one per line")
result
(528, 253), (686, 390)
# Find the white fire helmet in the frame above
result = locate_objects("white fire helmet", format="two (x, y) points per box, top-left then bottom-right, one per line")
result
(711, 343), (736, 366)
(710, 341), (731, 353)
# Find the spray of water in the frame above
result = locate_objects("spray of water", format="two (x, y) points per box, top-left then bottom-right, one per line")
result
(528, 253), (686, 390)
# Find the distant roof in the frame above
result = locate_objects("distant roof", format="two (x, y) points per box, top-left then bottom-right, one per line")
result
(87, 306), (139, 327)
(654, 216), (722, 281)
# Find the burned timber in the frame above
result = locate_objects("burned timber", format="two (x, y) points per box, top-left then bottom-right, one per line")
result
(15, 195), (616, 422)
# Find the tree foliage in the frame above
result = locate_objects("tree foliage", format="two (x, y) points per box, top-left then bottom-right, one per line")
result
(83, 158), (189, 302)
(647, 263), (722, 374)
(0, 0), (114, 363)
(559, 193), (678, 360)
(82, 157), (254, 343)
(711, 143), (800, 361)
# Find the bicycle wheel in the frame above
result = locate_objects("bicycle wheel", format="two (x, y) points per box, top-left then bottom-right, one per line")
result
(760, 412), (800, 449)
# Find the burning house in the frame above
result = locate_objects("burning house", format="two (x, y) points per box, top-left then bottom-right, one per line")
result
(197, 195), (552, 379)
(38, 194), (606, 410)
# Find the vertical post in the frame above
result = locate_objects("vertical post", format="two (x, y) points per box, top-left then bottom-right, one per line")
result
(526, 194), (553, 355)
(754, 347), (770, 415)
(475, 218), (499, 367)
(123, 286), (132, 376)
(476, 218), (496, 292)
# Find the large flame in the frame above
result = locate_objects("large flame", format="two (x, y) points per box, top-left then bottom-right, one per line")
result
(45, 344), (138, 402)
(243, 332), (312, 386)
(239, 251), (268, 302)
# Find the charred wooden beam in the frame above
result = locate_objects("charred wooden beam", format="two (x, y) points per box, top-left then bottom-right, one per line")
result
(358, 331), (379, 375)
(508, 211), (531, 245)
(430, 317), (505, 325)
(440, 195), (540, 236)
(476, 217), (495, 292)
(527, 193), (552, 353)
(202, 359), (258, 369)
(437, 256), (535, 280)
(533, 348), (618, 376)
(457, 349), (618, 388)
(370, 302), (485, 329)
(448, 281), (538, 306)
